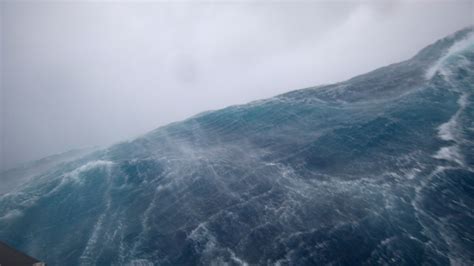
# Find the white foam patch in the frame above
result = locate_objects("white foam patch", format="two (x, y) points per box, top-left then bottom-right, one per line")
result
(433, 146), (464, 166)
(80, 212), (107, 263)
(228, 249), (249, 266)
(438, 119), (458, 141)
(405, 168), (421, 180)
(65, 160), (114, 184)
(433, 92), (469, 167)
(426, 31), (474, 80)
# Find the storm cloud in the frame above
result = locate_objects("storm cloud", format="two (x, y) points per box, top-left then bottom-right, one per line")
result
(1, 0), (473, 170)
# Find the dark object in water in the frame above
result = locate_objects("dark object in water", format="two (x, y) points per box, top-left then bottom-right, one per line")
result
(0, 241), (45, 266)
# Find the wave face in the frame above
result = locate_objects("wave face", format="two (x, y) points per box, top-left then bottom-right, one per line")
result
(1, 28), (474, 265)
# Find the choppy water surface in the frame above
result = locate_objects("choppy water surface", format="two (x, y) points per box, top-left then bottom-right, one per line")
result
(1, 28), (473, 265)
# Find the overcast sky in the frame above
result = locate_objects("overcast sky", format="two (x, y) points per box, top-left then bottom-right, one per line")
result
(1, 1), (473, 170)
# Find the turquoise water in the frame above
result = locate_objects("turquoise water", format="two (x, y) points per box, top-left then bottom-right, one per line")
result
(0, 28), (473, 265)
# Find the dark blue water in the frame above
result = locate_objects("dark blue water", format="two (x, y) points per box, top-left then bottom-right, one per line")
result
(1, 28), (473, 265)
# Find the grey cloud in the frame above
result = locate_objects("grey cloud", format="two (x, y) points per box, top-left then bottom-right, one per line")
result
(1, 0), (473, 170)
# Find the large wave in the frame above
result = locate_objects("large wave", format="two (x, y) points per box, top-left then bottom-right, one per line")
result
(1, 27), (473, 266)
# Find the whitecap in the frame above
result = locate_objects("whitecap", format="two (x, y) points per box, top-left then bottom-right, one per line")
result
(433, 146), (464, 166)
(67, 160), (114, 182)
(425, 31), (474, 80)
